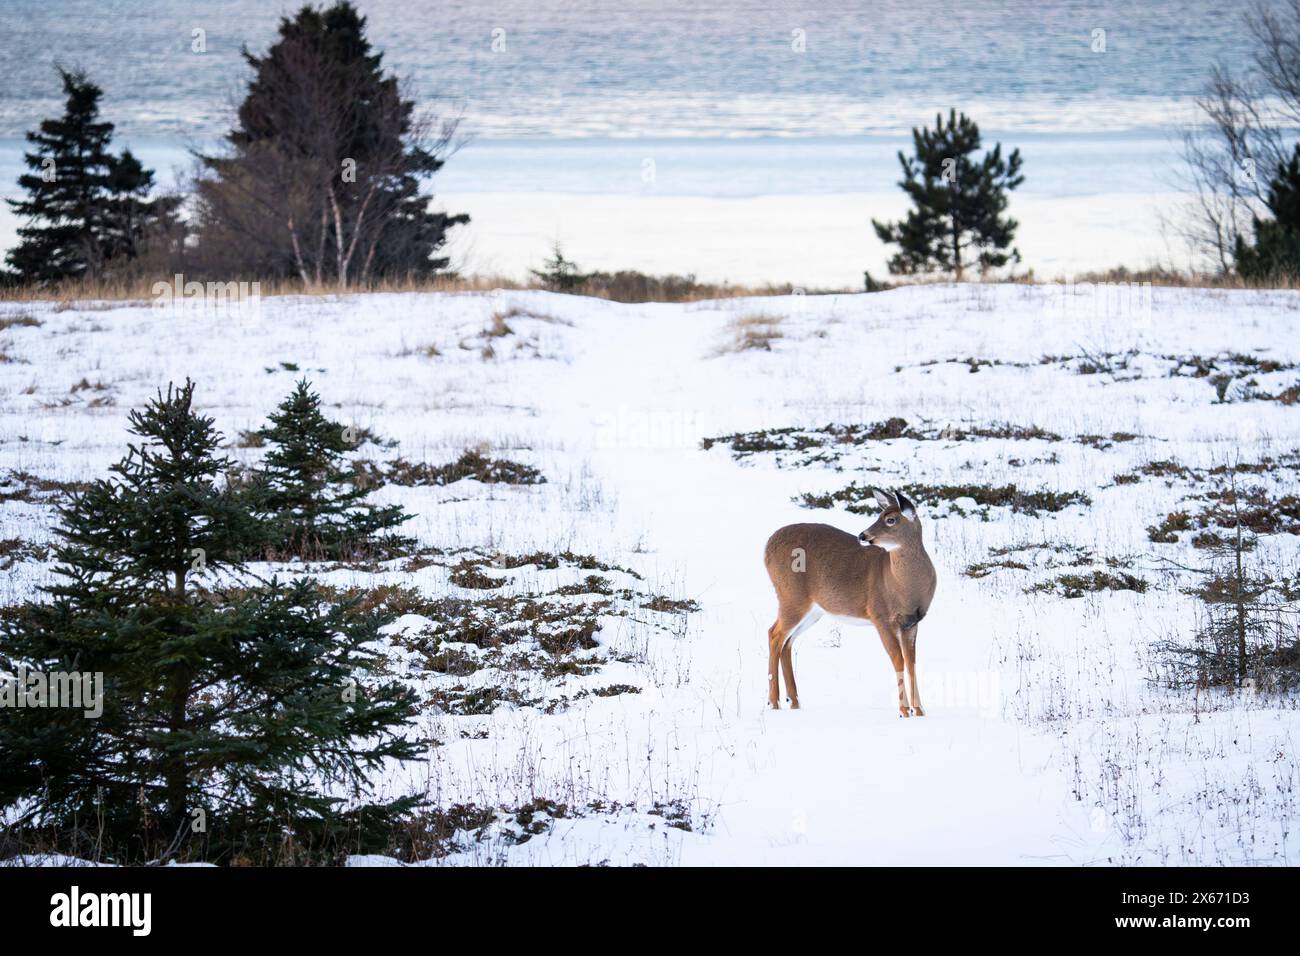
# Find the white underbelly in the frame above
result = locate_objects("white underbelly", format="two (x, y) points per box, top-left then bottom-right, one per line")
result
(782, 606), (876, 651)
(813, 603), (875, 628)
(826, 613), (875, 628)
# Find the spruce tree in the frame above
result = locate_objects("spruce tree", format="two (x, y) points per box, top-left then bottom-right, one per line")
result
(872, 110), (1024, 279)
(101, 148), (178, 264)
(1234, 145), (1300, 280)
(252, 379), (413, 561)
(4, 68), (175, 285)
(196, 1), (466, 285)
(530, 242), (593, 291)
(0, 381), (423, 863)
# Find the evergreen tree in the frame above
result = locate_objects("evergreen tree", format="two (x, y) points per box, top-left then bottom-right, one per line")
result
(4, 68), (176, 285)
(872, 110), (1024, 279)
(195, 1), (466, 286)
(100, 148), (177, 264)
(530, 242), (593, 291)
(252, 379), (413, 561)
(1234, 145), (1300, 280)
(0, 381), (422, 863)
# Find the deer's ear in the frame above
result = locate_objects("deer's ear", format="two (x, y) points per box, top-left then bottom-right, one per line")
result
(897, 490), (917, 520)
(872, 487), (894, 511)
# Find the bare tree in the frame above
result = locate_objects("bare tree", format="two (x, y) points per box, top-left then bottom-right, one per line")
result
(1177, 2), (1300, 271)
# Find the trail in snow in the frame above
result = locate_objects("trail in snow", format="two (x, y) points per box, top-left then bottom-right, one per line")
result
(543, 300), (1098, 864)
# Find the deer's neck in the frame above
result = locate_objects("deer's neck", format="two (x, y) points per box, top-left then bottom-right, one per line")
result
(887, 539), (934, 591)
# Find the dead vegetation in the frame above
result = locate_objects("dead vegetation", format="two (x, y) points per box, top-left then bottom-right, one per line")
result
(9, 265), (1300, 311)
(1151, 490), (1300, 694)
(1119, 451), (1300, 490)
(462, 306), (569, 360)
(714, 313), (784, 354)
(1148, 485), (1300, 543)
(387, 795), (709, 862)
(1027, 570), (1149, 598)
(1136, 454), (1300, 545)
(702, 416), (1141, 469)
(896, 348), (1300, 403)
(1114, 459), (1196, 485)
(0, 469), (91, 504)
(313, 547), (694, 718)
(0, 268), (835, 307)
(701, 417), (918, 462)
(964, 542), (1097, 578)
(350, 449), (546, 489)
(799, 481), (1091, 518)
(0, 313), (41, 331)
(0, 538), (51, 569)
(965, 543), (1144, 598)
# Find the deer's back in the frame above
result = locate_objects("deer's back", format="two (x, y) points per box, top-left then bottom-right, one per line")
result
(764, 522), (886, 616)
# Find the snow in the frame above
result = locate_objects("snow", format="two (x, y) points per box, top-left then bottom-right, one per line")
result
(439, 190), (1181, 287)
(2, 282), (1298, 866)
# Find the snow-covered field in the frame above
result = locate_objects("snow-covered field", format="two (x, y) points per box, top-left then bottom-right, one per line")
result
(440, 190), (1181, 287)
(2, 282), (1298, 866)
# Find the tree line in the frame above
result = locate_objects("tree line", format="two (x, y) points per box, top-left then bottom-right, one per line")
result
(6, 2), (1300, 290)
(3, 1), (465, 291)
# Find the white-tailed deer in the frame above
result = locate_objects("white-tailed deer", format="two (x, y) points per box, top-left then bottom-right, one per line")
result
(763, 488), (936, 716)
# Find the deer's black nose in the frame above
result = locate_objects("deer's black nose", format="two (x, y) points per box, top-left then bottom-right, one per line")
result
(858, 531), (872, 544)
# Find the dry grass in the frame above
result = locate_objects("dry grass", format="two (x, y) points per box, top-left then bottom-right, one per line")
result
(0, 312), (42, 330)
(494, 306), (568, 326)
(4, 265), (1298, 310)
(872, 266), (1300, 290)
(1063, 266), (1300, 289)
(714, 313), (785, 355)
(0, 272), (815, 306)
(485, 311), (514, 340)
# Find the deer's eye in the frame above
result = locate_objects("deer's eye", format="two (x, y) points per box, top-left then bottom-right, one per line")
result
(885, 516), (897, 527)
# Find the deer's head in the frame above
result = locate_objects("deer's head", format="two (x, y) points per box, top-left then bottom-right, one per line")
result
(858, 488), (920, 551)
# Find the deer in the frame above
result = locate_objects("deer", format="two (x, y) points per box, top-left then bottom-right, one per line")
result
(763, 488), (936, 716)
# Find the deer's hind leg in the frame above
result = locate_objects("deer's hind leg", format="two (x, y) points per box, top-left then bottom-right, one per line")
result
(768, 603), (812, 709)
(779, 607), (822, 710)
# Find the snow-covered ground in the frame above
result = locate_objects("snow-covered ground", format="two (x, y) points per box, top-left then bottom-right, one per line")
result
(2, 282), (1298, 866)
(440, 190), (1183, 287)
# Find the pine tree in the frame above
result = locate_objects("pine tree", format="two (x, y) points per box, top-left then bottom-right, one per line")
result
(530, 242), (593, 291)
(0, 381), (423, 863)
(872, 110), (1024, 279)
(195, 1), (466, 286)
(252, 379), (413, 561)
(1235, 145), (1300, 280)
(100, 148), (178, 264)
(4, 68), (176, 285)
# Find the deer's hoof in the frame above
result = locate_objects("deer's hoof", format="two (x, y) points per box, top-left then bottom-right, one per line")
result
(913, 706), (926, 717)
(899, 707), (912, 718)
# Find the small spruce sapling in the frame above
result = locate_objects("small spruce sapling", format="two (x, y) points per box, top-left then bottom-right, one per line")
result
(251, 379), (413, 561)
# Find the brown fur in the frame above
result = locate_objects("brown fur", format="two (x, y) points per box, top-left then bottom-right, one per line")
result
(763, 491), (936, 715)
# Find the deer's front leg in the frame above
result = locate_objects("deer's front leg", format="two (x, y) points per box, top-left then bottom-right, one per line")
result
(901, 624), (923, 717)
(873, 615), (911, 717)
